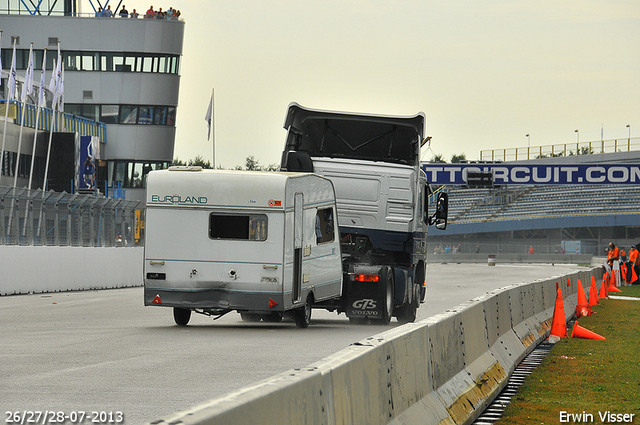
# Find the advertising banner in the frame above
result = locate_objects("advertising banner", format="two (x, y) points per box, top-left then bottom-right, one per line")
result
(423, 164), (640, 186)
(79, 136), (100, 189)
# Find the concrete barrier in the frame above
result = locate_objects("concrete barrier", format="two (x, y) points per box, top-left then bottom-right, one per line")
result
(0, 246), (143, 295)
(148, 266), (603, 425)
(433, 253), (593, 264)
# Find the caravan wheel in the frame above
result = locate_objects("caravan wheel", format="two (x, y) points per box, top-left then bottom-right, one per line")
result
(294, 294), (312, 328)
(173, 308), (191, 326)
(262, 312), (283, 323)
(240, 313), (262, 322)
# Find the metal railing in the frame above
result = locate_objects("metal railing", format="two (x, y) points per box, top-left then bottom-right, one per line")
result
(480, 137), (640, 162)
(1, 100), (107, 142)
(0, 186), (140, 247)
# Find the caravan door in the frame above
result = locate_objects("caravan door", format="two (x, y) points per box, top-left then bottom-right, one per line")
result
(292, 192), (303, 303)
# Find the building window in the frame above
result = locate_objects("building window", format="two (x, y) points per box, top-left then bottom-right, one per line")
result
(138, 106), (153, 125)
(66, 104), (176, 126)
(4, 49), (181, 75)
(107, 160), (170, 189)
(119, 105), (138, 124)
(100, 105), (119, 124)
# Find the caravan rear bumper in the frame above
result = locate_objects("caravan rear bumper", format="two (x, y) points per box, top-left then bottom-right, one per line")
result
(144, 287), (284, 312)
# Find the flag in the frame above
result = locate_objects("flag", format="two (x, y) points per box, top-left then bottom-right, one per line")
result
(204, 91), (213, 141)
(51, 45), (63, 106)
(0, 32), (3, 85)
(38, 49), (47, 107)
(21, 44), (34, 102)
(7, 39), (17, 101)
(58, 66), (64, 110)
(48, 58), (57, 94)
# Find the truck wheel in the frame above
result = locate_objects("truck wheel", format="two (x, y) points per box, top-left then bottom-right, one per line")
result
(396, 283), (419, 324)
(378, 266), (394, 325)
(173, 308), (191, 326)
(294, 294), (312, 328)
(240, 313), (262, 322)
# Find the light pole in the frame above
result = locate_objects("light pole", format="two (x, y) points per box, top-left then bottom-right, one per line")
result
(627, 124), (631, 150)
(575, 129), (579, 143)
(526, 134), (530, 159)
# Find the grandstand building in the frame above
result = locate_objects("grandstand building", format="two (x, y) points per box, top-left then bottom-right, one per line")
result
(427, 149), (640, 256)
(0, 0), (184, 203)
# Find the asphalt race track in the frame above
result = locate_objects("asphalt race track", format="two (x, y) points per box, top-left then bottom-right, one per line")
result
(0, 263), (588, 424)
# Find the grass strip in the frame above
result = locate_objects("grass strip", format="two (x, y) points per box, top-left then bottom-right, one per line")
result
(496, 285), (640, 425)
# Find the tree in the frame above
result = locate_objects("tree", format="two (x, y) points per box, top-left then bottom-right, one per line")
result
(172, 155), (213, 169)
(238, 155), (278, 171)
(429, 154), (447, 163)
(451, 153), (467, 163)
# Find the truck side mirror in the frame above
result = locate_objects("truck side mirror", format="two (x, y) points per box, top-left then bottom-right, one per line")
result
(429, 192), (448, 230)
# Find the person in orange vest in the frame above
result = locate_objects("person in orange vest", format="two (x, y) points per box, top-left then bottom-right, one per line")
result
(619, 246), (628, 284)
(607, 242), (619, 267)
(629, 245), (639, 285)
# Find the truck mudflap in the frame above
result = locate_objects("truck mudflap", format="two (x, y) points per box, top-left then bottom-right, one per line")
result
(344, 265), (393, 322)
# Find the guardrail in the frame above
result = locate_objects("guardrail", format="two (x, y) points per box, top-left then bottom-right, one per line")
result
(480, 137), (640, 162)
(148, 267), (601, 425)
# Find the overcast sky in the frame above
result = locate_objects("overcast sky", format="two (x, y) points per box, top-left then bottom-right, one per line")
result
(159, 0), (639, 168)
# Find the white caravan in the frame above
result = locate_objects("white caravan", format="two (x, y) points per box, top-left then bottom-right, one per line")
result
(143, 167), (342, 327)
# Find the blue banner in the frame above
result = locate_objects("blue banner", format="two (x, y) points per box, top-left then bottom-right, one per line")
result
(79, 136), (100, 189)
(422, 164), (640, 185)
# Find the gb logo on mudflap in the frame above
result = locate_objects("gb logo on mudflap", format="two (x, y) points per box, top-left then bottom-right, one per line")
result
(349, 298), (380, 317)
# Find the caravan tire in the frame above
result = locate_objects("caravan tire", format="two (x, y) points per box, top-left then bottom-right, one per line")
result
(262, 312), (283, 323)
(294, 294), (312, 328)
(173, 308), (191, 326)
(240, 313), (262, 322)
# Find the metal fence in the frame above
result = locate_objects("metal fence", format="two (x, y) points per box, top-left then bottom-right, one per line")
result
(0, 186), (140, 247)
(480, 137), (640, 162)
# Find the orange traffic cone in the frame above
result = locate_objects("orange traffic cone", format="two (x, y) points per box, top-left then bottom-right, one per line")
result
(571, 321), (606, 340)
(608, 269), (623, 293)
(600, 276), (609, 299)
(549, 283), (567, 343)
(608, 283), (623, 293)
(589, 276), (599, 309)
(576, 279), (590, 318)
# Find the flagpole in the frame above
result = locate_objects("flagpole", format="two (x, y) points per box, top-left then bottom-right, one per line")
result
(211, 88), (216, 170)
(24, 48), (47, 240)
(204, 88), (214, 167)
(36, 44), (61, 240)
(1, 37), (17, 187)
(12, 43), (34, 189)
(7, 43), (34, 242)
(43, 42), (62, 192)
(28, 48), (46, 191)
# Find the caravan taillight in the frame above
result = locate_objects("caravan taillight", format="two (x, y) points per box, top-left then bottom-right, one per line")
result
(353, 274), (380, 283)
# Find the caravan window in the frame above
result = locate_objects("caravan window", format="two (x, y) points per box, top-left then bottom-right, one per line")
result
(209, 214), (267, 241)
(315, 208), (335, 244)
